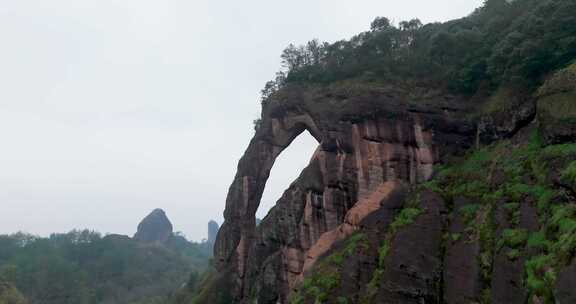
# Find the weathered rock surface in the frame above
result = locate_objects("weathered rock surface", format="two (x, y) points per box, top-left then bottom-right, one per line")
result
(443, 198), (482, 304)
(213, 83), (479, 303)
(210, 66), (576, 304)
(375, 190), (445, 303)
(536, 63), (576, 144)
(134, 208), (173, 244)
(556, 259), (576, 304)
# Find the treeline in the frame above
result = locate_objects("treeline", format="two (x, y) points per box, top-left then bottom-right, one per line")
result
(262, 0), (576, 99)
(0, 230), (211, 304)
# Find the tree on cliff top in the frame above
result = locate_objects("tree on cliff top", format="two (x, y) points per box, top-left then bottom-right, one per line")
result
(261, 0), (576, 98)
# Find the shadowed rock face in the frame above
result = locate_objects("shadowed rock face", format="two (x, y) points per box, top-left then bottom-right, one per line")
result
(556, 259), (576, 304)
(214, 83), (479, 303)
(134, 209), (173, 244)
(375, 190), (446, 303)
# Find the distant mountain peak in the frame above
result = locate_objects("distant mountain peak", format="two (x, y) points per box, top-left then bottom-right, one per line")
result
(134, 208), (173, 244)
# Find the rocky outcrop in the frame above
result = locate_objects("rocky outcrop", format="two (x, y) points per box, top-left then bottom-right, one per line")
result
(213, 82), (480, 303)
(208, 220), (219, 245)
(134, 209), (173, 244)
(536, 63), (576, 144)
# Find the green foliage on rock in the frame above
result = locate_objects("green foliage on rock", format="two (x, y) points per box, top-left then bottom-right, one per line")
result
(537, 63), (576, 97)
(0, 281), (27, 304)
(389, 208), (423, 232)
(290, 202), (424, 304)
(561, 161), (576, 187)
(538, 92), (576, 121)
(361, 195), (424, 304)
(424, 130), (576, 303)
(327, 233), (369, 266)
(290, 233), (368, 304)
(498, 228), (529, 250)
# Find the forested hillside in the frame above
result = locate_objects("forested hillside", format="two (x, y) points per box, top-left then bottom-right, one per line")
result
(260, 0), (575, 99)
(0, 229), (210, 304)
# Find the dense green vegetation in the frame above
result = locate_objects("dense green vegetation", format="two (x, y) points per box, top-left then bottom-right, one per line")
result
(0, 230), (211, 304)
(262, 0), (576, 100)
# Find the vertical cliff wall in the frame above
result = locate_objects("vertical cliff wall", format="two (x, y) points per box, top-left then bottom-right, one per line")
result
(213, 83), (479, 303)
(203, 64), (576, 304)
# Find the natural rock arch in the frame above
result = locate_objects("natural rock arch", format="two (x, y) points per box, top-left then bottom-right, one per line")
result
(214, 84), (477, 303)
(214, 108), (322, 272)
(258, 130), (319, 220)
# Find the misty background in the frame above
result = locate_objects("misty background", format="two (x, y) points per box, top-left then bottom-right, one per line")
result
(0, 0), (482, 241)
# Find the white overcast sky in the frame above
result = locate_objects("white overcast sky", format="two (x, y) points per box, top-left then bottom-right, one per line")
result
(0, 0), (483, 241)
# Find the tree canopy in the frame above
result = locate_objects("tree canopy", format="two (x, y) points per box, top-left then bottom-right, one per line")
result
(262, 0), (576, 100)
(0, 230), (211, 304)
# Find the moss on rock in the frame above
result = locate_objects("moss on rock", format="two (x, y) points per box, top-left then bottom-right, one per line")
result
(0, 282), (27, 304)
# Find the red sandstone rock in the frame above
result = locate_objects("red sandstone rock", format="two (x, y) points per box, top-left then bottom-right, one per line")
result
(213, 84), (477, 303)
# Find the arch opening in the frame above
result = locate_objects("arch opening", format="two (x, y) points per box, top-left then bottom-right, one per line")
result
(256, 130), (319, 221)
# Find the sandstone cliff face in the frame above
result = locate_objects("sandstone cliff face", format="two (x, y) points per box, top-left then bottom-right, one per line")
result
(213, 82), (480, 303)
(208, 74), (576, 304)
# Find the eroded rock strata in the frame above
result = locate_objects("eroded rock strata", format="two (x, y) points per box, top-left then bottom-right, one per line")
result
(206, 66), (576, 304)
(213, 83), (480, 303)
(185, 2), (576, 300)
